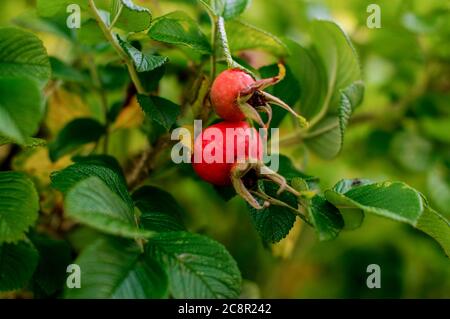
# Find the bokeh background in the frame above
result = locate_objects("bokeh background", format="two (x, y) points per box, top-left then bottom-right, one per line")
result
(0, 0), (449, 298)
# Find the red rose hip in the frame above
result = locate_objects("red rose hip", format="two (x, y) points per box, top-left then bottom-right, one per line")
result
(192, 121), (263, 186)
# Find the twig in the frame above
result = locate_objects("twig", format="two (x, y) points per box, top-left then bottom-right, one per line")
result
(127, 135), (172, 190)
(88, 0), (147, 95)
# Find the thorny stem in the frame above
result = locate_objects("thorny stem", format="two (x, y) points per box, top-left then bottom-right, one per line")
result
(88, 0), (147, 95)
(217, 16), (234, 68)
(209, 14), (218, 80)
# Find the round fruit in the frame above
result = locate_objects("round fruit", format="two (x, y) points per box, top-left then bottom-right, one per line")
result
(192, 121), (263, 186)
(210, 69), (255, 122)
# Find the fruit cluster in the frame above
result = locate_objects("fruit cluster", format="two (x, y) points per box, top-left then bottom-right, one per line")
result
(192, 67), (307, 209)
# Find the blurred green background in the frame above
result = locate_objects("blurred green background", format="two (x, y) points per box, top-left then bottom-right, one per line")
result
(1, 0), (449, 298)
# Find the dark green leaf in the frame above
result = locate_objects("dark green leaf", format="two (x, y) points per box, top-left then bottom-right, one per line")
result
(65, 238), (168, 298)
(148, 231), (241, 298)
(117, 36), (168, 72)
(133, 186), (185, 232)
(0, 241), (38, 292)
(49, 118), (106, 162)
(248, 181), (297, 243)
(148, 11), (211, 53)
(308, 195), (343, 241)
(0, 172), (39, 243)
(30, 233), (72, 296)
(49, 57), (86, 83)
(137, 95), (180, 130)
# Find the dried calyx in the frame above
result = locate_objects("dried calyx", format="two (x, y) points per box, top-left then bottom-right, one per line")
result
(237, 64), (309, 128)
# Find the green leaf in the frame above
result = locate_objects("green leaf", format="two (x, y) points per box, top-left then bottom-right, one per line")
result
(308, 195), (344, 241)
(51, 155), (132, 209)
(77, 19), (108, 47)
(49, 118), (106, 162)
(51, 156), (153, 238)
(0, 241), (39, 292)
(148, 11), (211, 53)
(0, 77), (44, 145)
(200, 0), (250, 20)
(300, 21), (364, 159)
(284, 39), (327, 120)
(36, 0), (87, 18)
(30, 233), (72, 296)
(111, 0), (152, 33)
(311, 20), (361, 114)
(0, 172), (39, 243)
(148, 231), (241, 298)
(304, 117), (341, 159)
(65, 176), (153, 239)
(117, 36), (168, 72)
(49, 57), (86, 83)
(0, 27), (51, 86)
(65, 238), (168, 299)
(248, 181), (297, 243)
(226, 20), (289, 58)
(137, 95), (180, 130)
(133, 186), (185, 232)
(276, 154), (317, 182)
(304, 82), (364, 159)
(326, 181), (450, 255)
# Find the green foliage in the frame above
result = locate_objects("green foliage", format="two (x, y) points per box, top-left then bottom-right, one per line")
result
(49, 118), (106, 161)
(133, 186), (185, 232)
(148, 231), (241, 298)
(248, 181), (297, 244)
(0, 77), (44, 145)
(0, 27), (51, 86)
(118, 36), (168, 72)
(0, 241), (39, 292)
(199, 0), (250, 20)
(309, 195), (344, 241)
(0, 0), (448, 300)
(111, 0), (152, 33)
(226, 20), (289, 58)
(30, 233), (72, 296)
(137, 95), (180, 130)
(148, 11), (211, 53)
(325, 181), (450, 256)
(65, 238), (168, 299)
(0, 172), (39, 243)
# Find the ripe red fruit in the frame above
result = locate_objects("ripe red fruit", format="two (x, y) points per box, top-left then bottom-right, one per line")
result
(192, 121), (263, 186)
(210, 69), (255, 122)
(210, 67), (309, 128)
